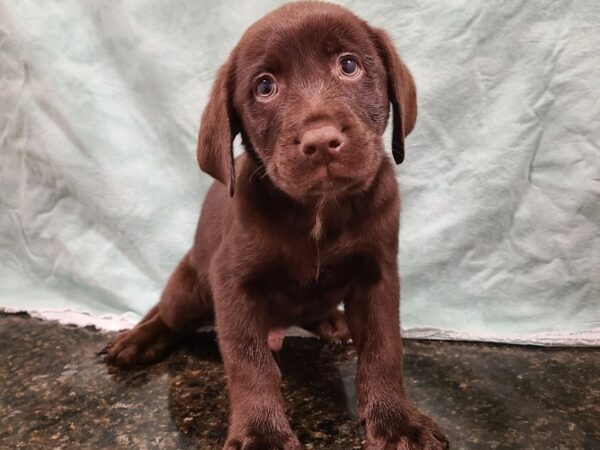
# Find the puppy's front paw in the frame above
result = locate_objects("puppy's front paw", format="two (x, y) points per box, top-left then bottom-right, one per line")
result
(225, 407), (301, 450)
(362, 400), (448, 450)
(224, 428), (301, 450)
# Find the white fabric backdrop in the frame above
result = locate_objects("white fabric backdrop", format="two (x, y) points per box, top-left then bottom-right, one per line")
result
(1, 0), (599, 344)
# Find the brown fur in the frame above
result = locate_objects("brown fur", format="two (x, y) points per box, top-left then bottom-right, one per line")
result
(102, 2), (447, 449)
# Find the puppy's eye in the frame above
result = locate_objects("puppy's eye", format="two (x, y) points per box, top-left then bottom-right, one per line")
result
(339, 56), (360, 77)
(256, 76), (277, 98)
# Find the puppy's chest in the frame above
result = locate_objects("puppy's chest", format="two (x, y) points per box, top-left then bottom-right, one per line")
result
(244, 251), (380, 309)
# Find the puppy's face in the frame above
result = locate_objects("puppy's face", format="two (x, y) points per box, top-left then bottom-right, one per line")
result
(233, 5), (389, 199)
(197, 2), (416, 200)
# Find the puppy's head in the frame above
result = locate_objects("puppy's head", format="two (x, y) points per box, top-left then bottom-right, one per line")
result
(197, 2), (416, 199)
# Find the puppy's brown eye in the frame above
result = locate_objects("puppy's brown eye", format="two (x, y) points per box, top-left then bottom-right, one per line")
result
(256, 76), (276, 98)
(339, 56), (359, 77)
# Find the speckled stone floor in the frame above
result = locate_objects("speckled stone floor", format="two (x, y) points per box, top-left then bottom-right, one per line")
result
(0, 313), (598, 450)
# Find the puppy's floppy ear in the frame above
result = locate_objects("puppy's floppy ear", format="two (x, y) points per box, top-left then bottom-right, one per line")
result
(197, 54), (239, 196)
(370, 27), (417, 164)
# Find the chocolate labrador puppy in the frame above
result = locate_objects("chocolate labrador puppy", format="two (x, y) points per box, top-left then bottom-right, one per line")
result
(103, 2), (448, 449)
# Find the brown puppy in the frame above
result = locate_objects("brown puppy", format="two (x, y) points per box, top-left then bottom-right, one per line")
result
(103, 2), (448, 449)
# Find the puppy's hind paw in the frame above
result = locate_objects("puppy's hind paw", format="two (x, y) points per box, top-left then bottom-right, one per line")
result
(101, 318), (180, 367)
(303, 309), (351, 345)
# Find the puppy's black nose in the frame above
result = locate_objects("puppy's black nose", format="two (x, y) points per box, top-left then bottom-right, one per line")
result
(300, 125), (344, 161)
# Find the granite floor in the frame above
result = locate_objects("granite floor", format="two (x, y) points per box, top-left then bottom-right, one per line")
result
(0, 313), (598, 450)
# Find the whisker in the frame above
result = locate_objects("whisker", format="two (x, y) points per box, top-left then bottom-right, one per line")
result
(248, 160), (266, 183)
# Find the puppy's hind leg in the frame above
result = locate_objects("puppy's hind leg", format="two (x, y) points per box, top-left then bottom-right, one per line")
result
(102, 252), (213, 367)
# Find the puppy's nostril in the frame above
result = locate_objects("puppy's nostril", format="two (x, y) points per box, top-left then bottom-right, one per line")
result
(304, 145), (317, 155)
(329, 139), (342, 150)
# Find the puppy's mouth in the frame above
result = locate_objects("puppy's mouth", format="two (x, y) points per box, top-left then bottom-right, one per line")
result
(306, 163), (363, 195)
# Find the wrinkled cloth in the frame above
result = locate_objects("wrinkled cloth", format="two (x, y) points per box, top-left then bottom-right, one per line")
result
(0, 1), (598, 344)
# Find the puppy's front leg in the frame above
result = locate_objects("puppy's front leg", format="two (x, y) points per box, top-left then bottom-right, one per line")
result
(212, 280), (301, 450)
(345, 268), (449, 450)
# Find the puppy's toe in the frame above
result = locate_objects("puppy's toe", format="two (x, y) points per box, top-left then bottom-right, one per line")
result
(226, 431), (302, 450)
(102, 331), (134, 366)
